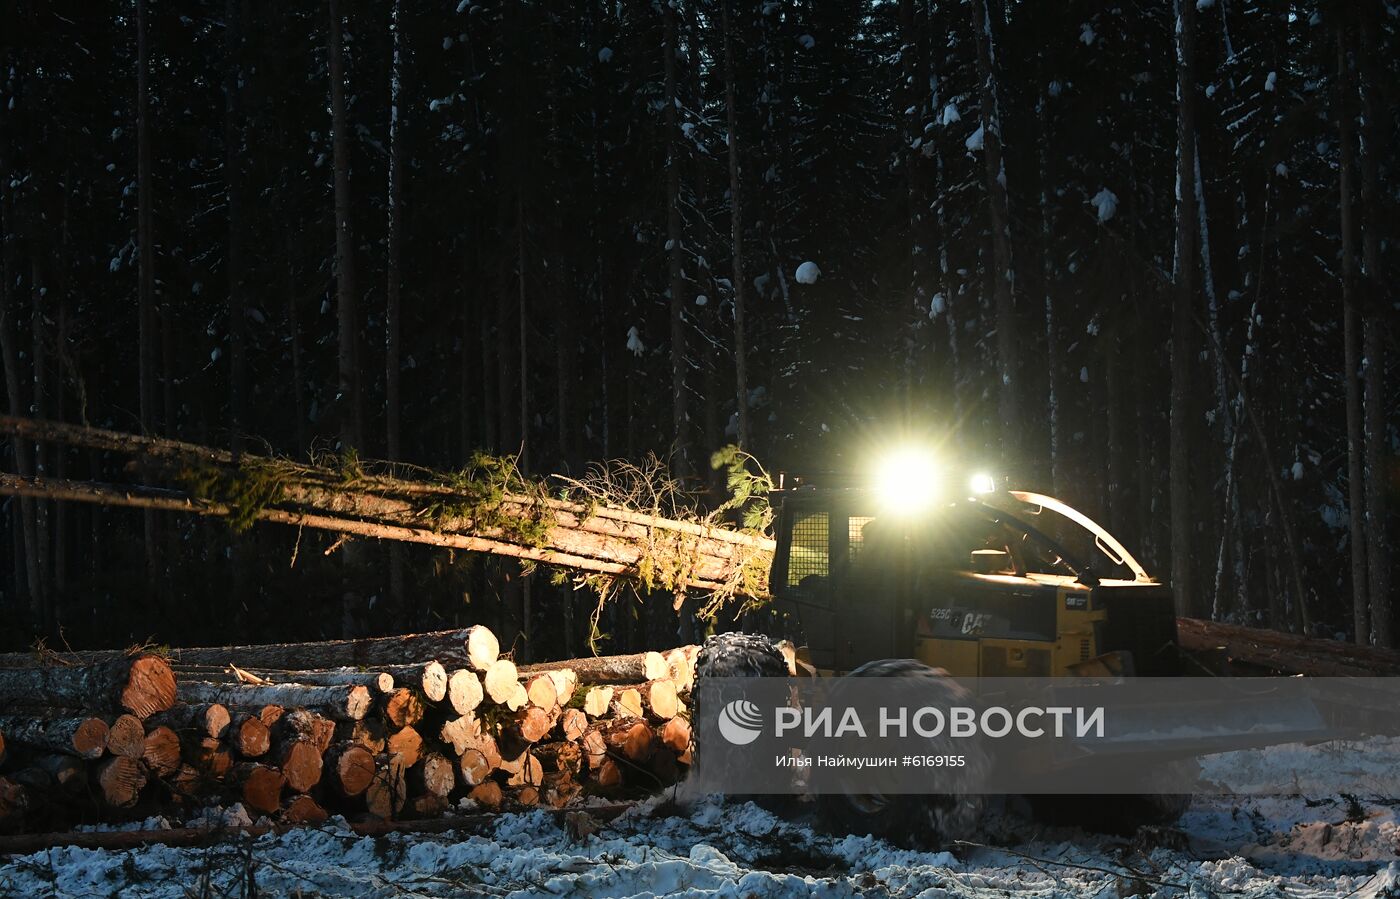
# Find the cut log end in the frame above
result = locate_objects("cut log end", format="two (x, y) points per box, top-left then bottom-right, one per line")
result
(122, 655), (178, 719)
(106, 714), (146, 760)
(97, 756), (148, 808)
(465, 626), (500, 672)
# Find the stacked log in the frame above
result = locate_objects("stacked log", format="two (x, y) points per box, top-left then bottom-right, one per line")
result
(0, 628), (698, 835)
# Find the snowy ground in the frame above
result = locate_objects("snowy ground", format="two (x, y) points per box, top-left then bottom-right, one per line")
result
(3, 742), (1400, 897)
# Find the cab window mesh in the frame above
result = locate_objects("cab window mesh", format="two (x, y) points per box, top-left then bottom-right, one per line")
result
(787, 512), (830, 587)
(848, 516), (874, 563)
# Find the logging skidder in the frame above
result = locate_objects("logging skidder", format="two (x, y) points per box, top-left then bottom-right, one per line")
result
(696, 445), (1341, 848)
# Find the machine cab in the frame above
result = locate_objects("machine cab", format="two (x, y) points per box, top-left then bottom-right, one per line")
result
(763, 474), (1178, 678)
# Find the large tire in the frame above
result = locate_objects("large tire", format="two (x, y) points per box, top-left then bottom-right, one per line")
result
(692, 633), (792, 809)
(814, 659), (989, 849)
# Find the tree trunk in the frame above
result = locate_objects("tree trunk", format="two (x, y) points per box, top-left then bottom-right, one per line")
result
(385, 0), (406, 614)
(968, 0), (1018, 461)
(328, 0), (361, 452)
(721, 0), (749, 449)
(1169, 0), (1197, 619)
(0, 190), (43, 620)
(225, 0), (247, 451)
(1356, 10), (1390, 648)
(1336, 26), (1369, 644)
(664, 1), (689, 477)
(136, 0), (159, 593)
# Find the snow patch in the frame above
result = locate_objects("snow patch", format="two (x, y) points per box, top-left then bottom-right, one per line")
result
(964, 125), (984, 152)
(1079, 23), (1096, 46)
(694, 294), (708, 306)
(625, 326), (645, 357)
(1264, 70), (1277, 92)
(1090, 187), (1118, 223)
(941, 103), (961, 125)
(794, 261), (821, 285)
(797, 34), (815, 49)
(1079, 367), (1089, 383)
(597, 47), (613, 63)
(441, 36), (453, 50)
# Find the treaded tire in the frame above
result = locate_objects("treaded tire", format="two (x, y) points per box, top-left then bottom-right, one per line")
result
(814, 659), (989, 849)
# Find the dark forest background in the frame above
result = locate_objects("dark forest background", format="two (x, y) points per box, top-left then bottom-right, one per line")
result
(0, 0), (1395, 657)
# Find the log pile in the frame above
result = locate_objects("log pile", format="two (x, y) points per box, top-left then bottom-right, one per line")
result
(0, 627), (697, 835)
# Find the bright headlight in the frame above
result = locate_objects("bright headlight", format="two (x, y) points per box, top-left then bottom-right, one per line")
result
(874, 448), (940, 514)
(970, 472), (997, 495)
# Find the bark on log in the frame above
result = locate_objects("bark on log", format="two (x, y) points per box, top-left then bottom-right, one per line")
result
(147, 703), (230, 739)
(383, 661), (448, 703)
(273, 709), (335, 755)
(534, 741), (582, 777)
(1177, 617), (1400, 676)
(35, 755), (88, 793)
(178, 681), (370, 721)
(0, 654), (175, 719)
(174, 665), (395, 694)
(106, 714), (146, 759)
(519, 649), (680, 685)
(0, 627), (478, 671)
(602, 719), (653, 763)
(96, 756), (148, 808)
(141, 726), (182, 777)
(0, 716), (109, 759)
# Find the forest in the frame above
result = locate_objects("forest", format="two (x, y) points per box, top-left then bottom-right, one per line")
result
(0, 0), (1394, 657)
